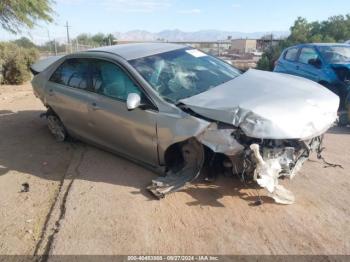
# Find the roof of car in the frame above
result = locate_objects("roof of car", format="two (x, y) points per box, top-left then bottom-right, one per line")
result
(288, 43), (350, 49)
(309, 43), (350, 46)
(87, 42), (187, 60)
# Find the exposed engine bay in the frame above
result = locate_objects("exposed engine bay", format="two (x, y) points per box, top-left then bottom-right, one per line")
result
(147, 70), (339, 204)
(148, 122), (325, 205)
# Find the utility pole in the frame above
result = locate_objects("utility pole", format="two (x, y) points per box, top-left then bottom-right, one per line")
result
(65, 21), (70, 44)
(54, 39), (57, 55)
(47, 29), (52, 55)
(270, 33), (273, 49)
(65, 21), (71, 53)
(0, 64), (2, 87)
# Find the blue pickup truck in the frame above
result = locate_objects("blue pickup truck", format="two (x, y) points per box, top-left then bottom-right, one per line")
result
(274, 43), (350, 124)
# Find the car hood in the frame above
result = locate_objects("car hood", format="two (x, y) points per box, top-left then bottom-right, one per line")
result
(180, 69), (339, 140)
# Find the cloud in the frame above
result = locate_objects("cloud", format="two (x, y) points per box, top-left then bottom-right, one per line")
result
(178, 8), (201, 14)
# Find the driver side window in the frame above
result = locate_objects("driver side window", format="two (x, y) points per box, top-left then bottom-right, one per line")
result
(91, 60), (141, 101)
(298, 47), (319, 64)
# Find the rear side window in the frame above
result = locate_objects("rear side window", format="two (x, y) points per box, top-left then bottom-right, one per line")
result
(284, 48), (299, 61)
(50, 59), (90, 90)
(298, 47), (319, 64)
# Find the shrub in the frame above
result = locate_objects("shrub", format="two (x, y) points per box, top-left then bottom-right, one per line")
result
(0, 42), (39, 85)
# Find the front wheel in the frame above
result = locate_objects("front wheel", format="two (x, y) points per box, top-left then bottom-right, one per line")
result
(47, 114), (67, 142)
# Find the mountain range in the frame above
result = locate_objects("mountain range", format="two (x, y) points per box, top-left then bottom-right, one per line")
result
(113, 29), (289, 41)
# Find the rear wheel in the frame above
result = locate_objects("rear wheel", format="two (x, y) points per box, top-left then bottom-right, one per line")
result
(47, 113), (67, 142)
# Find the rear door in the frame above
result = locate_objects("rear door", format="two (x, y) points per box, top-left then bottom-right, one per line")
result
(87, 59), (159, 166)
(276, 47), (300, 75)
(46, 58), (96, 140)
(296, 47), (322, 82)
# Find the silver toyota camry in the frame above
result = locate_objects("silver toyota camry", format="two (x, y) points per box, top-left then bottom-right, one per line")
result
(31, 43), (339, 204)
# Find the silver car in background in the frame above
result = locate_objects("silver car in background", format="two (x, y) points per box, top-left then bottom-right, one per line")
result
(31, 43), (339, 204)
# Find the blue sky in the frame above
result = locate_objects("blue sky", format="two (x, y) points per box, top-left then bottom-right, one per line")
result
(1, 0), (349, 43)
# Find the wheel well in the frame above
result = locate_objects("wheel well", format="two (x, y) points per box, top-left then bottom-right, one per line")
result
(163, 139), (229, 175)
(164, 142), (184, 171)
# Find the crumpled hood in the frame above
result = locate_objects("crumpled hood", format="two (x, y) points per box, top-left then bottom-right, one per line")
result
(180, 69), (339, 140)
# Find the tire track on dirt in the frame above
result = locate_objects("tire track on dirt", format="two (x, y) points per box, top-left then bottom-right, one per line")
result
(33, 144), (86, 259)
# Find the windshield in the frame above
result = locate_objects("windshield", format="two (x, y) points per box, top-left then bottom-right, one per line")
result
(318, 45), (350, 63)
(129, 48), (240, 103)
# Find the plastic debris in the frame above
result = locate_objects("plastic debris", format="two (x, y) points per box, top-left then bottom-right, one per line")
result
(250, 144), (295, 205)
(21, 183), (30, 193)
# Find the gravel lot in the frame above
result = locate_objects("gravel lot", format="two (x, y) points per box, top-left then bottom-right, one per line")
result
(0, 83), (349, 255)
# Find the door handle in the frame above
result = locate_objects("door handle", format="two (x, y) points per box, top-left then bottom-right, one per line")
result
(91, 102), (100, 111)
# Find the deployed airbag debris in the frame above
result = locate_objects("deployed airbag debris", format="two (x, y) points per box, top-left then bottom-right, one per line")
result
(250, 144), (295, 205)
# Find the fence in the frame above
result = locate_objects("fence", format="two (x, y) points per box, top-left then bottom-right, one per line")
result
(39, 42), (96, 59)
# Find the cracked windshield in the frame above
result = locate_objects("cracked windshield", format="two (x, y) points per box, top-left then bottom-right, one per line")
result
(130, 48), (241, 103)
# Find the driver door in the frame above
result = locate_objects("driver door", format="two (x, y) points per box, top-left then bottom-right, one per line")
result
(297, 47), (322, 82)
(87, 59), (159, 166)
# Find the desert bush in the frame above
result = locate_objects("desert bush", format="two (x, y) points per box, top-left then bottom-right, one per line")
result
(0, 42), (39, 85)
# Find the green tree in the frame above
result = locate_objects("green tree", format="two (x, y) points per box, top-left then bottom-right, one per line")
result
(104, 34), (116, 45)
(256, 55), (271, 71)
(91, 33), (105, 45)
(76, 33), (93, 46)
(75, 33), (116, 47)
(13, 37), (36, 48)
(320, 15), (350, 42)
(39, 40), (66, 53)
(288, 17), (312, 43)
(0, 0), (54, 33)
(0, 42), (39, 84)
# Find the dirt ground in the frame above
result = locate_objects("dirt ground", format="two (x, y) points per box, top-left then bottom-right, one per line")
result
(0, 82), (349, 255)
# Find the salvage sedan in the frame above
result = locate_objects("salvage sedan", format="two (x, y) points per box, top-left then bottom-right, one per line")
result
(31, 43), (339, 204)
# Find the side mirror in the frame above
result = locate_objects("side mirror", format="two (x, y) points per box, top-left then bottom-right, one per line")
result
(126, 93), (141, 110)
(308, 58), (322, 68)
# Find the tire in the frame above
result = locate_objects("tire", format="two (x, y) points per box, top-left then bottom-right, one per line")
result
(338, 111), (349, 127)
(47, 114), (67, 142)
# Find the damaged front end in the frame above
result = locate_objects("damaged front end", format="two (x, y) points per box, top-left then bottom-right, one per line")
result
(148, 70), (339, 204)
(247, 136), (322, 204)
(208, 126), (323, 205)
(148, 122), (324, 205)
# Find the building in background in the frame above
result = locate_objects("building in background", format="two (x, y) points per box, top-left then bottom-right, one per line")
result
(230, 39), (257, 54)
